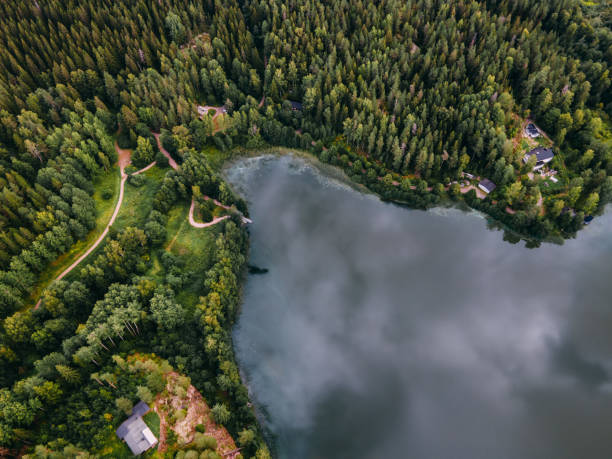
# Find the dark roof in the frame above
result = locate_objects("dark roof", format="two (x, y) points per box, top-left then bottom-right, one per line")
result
(117, 417), (156, 455)
(288, 100), (303, 110)
(584, 215), (594, 223)
(116, 401), (156, 455)
(526, 123), (538, 134)
(525, 147), (554, 162)
(132, 401), (149, 417)
(479, 179), (496, 192)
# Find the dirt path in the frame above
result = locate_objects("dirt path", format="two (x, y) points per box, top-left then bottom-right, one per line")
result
(35, 133), (250, 309)
(460, 184), (487, 199)
(152, 132), (178, 170)
(34, 143), (153, 309)
(197, 105), (227, 120)
(153, 133), (232, 229)
(188, 199), (231, 228)
(152, 133), (252, 227)
(196, 105), (227, 133)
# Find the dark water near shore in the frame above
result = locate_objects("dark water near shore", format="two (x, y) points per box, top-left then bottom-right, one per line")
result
(226, 155), (612, 459)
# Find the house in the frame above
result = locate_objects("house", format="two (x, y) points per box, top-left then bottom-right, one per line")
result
(197, 105), (209, 116)
(116, 401), (158, 455)
(462, 172), (475, 179)
(478, 179), (496, 194)
(525, 123), (540, 138)
(288, 100), (303, 111)
(523, 147), (554, 170)
(550, 176), (558, 183)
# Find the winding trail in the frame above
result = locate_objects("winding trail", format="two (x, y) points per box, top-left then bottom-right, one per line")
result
(152, 132), (178, 170)
(188, 200), (231, 228)
(34, 142), (153, 309)
(34, 133), (251, 309)
(152, 132), (252, 226)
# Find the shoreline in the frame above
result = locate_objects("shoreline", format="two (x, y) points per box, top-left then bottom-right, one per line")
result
(221, 147), (572, 247)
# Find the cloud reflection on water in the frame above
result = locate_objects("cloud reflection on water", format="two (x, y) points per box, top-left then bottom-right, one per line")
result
(227, 155), (612, 459)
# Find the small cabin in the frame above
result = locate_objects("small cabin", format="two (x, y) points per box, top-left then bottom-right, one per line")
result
(478, 179), (496, 194)
(523, 147), (554, 170)
(116, 401), (157, 455)
(525, 123), (540, 138)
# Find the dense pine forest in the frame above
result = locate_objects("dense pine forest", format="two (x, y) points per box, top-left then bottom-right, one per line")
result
(0, 0), (610, 456)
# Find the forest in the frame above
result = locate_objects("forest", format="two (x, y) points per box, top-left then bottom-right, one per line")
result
(0, 0), (610, 456)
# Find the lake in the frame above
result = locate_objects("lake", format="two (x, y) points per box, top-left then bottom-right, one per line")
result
(226, 154), (612, 459)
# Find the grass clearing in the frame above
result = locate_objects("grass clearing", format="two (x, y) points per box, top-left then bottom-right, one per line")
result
(26, 169), (120, 306)
(114, 167), (166, 231)
(167, 213), (218, 308)
(144, 411), (161, 438)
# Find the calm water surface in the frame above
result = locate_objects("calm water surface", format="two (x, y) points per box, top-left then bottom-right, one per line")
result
(226, 155), (612, 459)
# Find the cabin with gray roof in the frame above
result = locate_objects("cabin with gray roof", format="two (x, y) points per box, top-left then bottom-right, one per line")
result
(116, 401), (157, 455)
(478, 179), (496, 194)
(525, 123), (540, 138)
(523, 147), (554, 170)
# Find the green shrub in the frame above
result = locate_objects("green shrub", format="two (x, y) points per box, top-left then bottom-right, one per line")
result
(128, 174), (145, 187)
(210, 403), (230, 425)
(193, 432), (216, 451)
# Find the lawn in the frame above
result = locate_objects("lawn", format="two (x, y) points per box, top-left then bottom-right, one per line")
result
(25, 168), (120, 306)
(113, 167), (167, 232)
(166, 210), (218, 308)
(144, 411), (161, 438)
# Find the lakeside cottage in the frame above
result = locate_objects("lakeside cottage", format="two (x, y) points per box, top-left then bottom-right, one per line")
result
(523, 147), (554, 170)
(116, 401), (158, 455)
(525, 123), (540, 138)
(478, 179), (496, 194)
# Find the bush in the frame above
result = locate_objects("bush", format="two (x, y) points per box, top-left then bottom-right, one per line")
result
(101, 189), (113, 200)
(156, 150), (170, 168)
(193, 433), (216, 451)
(195, 424), (206, 433)
(128, 174), (145, 187)
(124, 165), (137, 175)
(210, 403), (230, 425)
(199, 205), (213, 223)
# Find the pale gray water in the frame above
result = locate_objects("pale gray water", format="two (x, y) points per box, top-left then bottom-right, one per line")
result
(226, 155), (612, 459)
